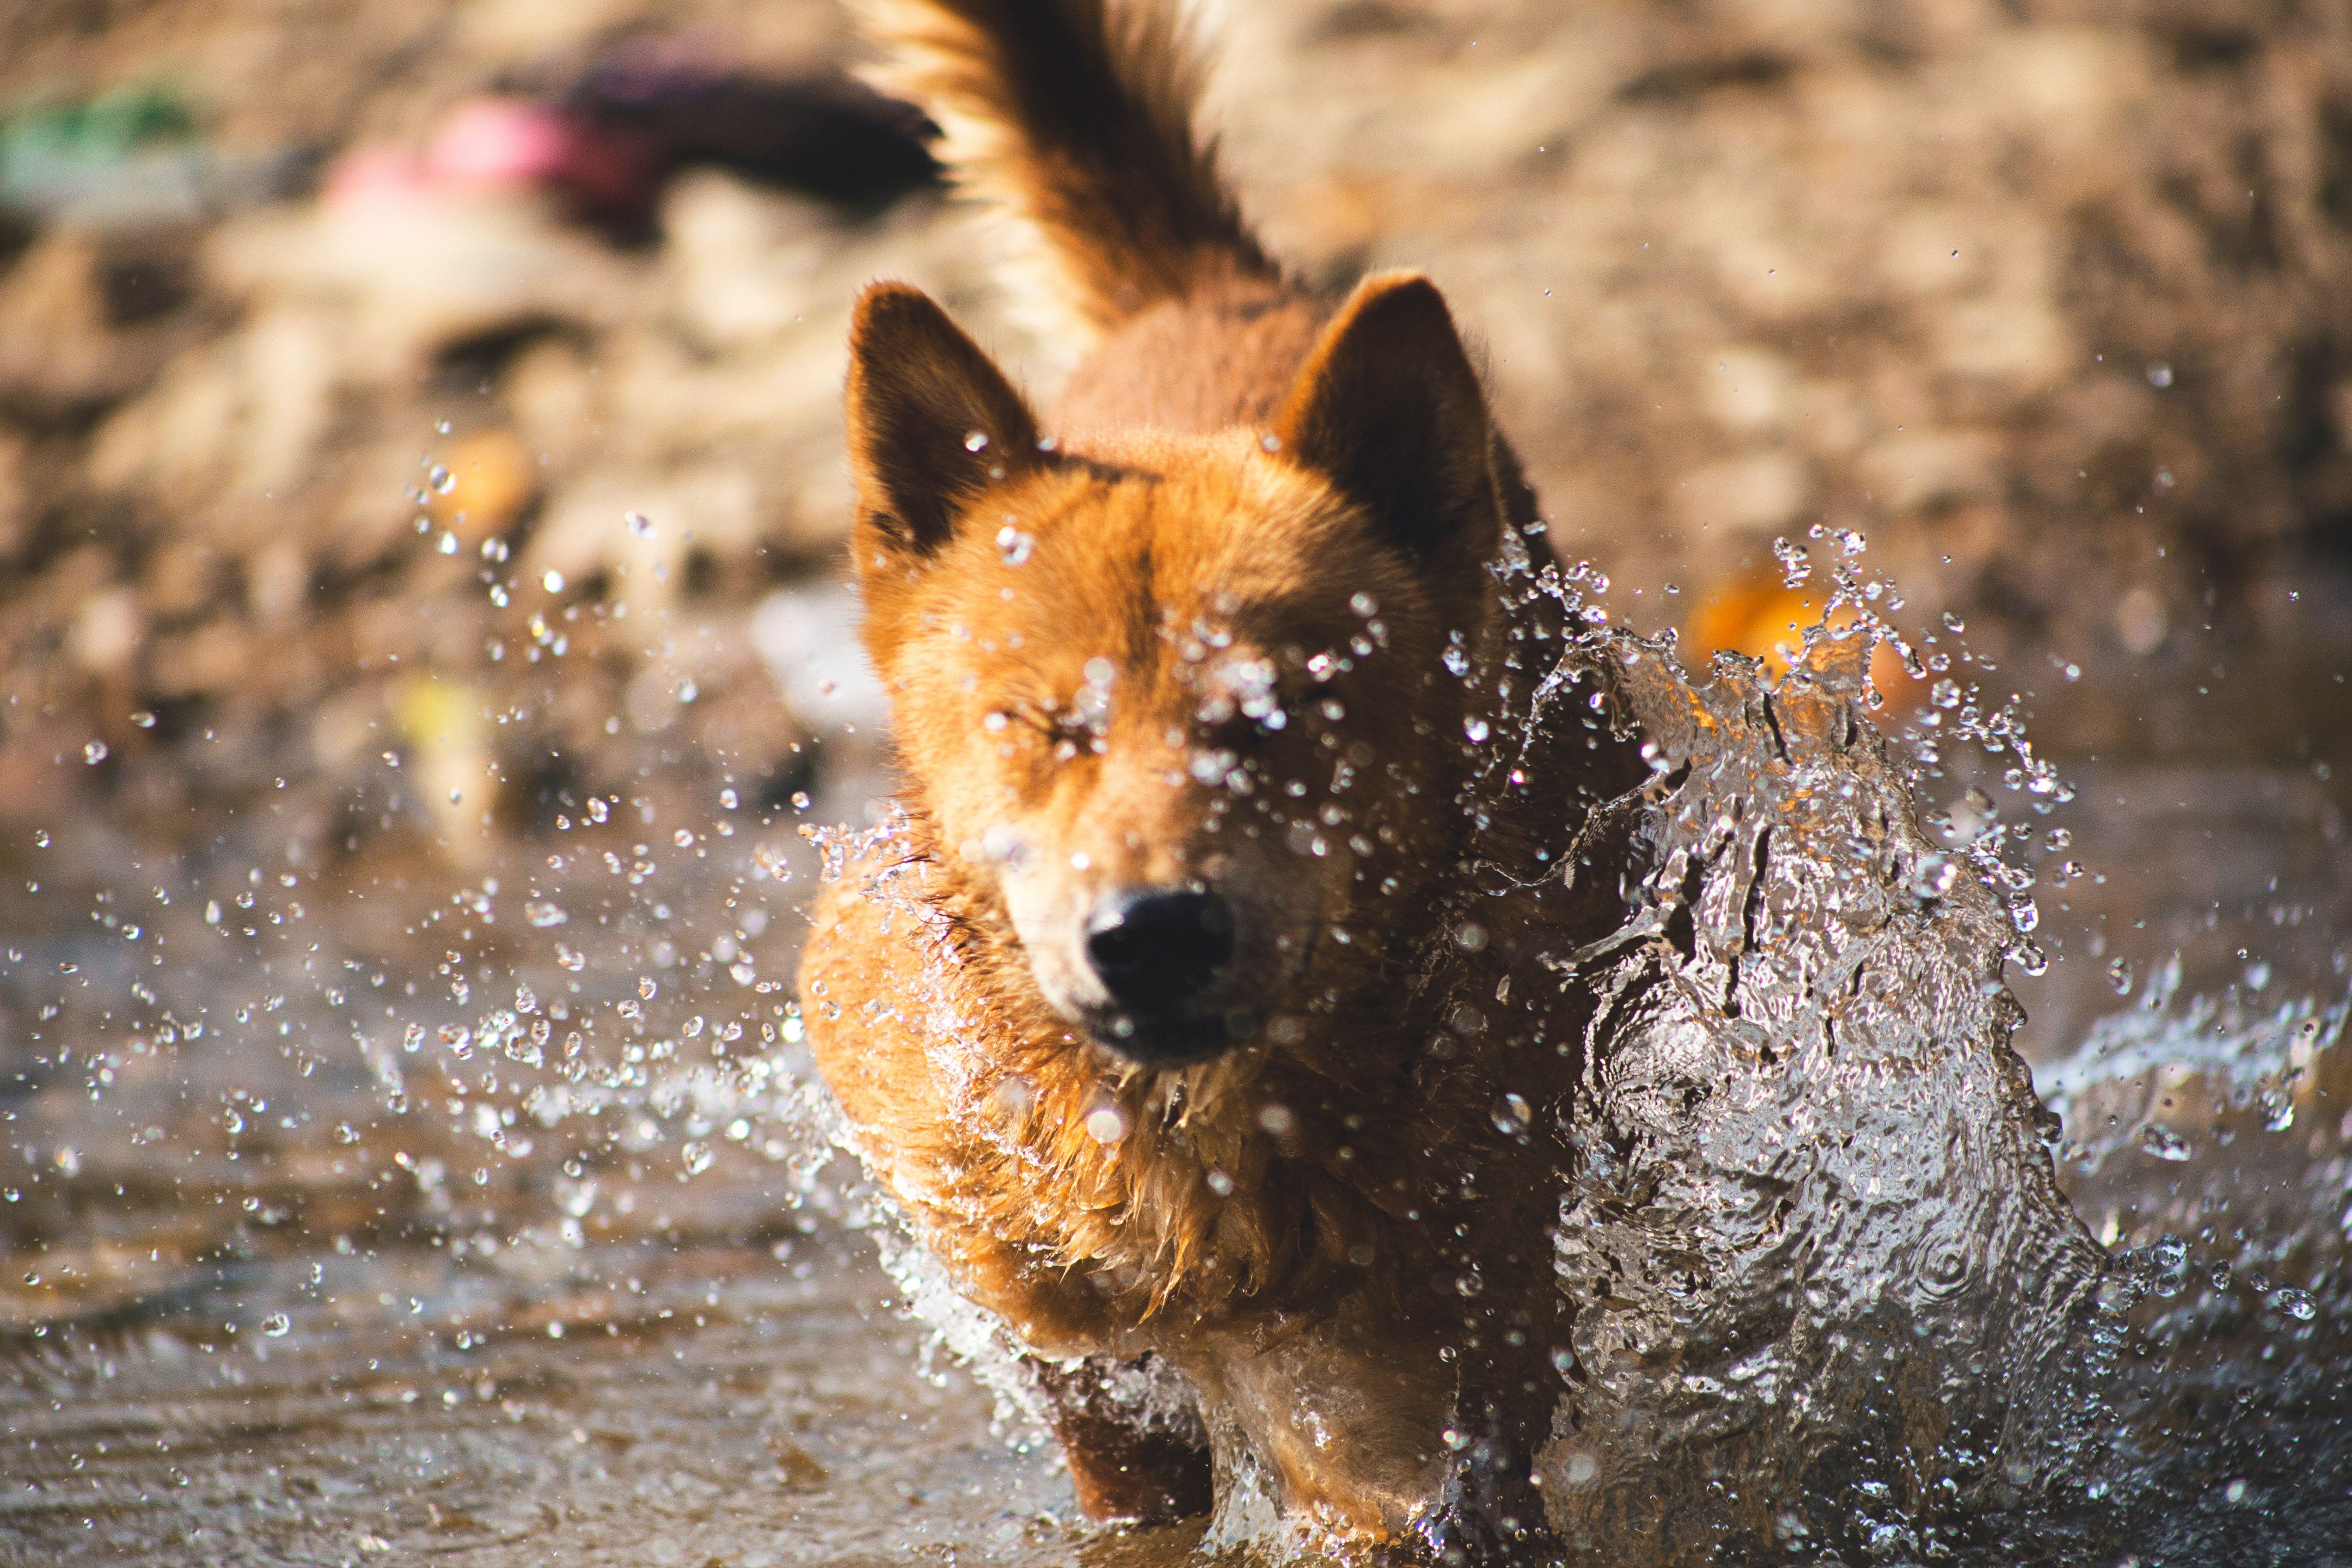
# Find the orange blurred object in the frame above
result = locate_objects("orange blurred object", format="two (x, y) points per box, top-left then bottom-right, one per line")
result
(428, 428), (541, 544)
(1682, 572), (1923, 716)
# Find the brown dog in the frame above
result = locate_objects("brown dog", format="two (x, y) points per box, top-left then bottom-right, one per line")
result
(799, 1), (1641, 1555)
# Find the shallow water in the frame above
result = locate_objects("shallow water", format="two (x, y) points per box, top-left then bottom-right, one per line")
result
(3, 594), (2347, 1565)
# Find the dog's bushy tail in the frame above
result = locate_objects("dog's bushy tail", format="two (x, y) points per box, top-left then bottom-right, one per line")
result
(855, 0), (1276, 334)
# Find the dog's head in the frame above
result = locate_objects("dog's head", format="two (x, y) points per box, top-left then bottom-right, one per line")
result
(844, 273), (1505, 1067)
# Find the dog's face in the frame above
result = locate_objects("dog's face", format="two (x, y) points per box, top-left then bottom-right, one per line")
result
(845, 275), (1502, 1066)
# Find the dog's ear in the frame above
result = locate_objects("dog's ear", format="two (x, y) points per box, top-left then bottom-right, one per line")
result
(846, 281), (1041, 560)
(1272, 272), (1499, 565)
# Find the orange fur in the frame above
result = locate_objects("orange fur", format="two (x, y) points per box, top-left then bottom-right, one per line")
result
(800, 2), (1641, 1554)
(851, 0), (1273, 337)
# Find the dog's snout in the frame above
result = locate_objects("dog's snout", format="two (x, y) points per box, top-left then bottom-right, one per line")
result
(1085, 888), (1235, 1016)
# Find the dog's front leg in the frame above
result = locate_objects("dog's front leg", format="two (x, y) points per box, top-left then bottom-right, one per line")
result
(1415, 1219), (1569, 1563)
(1419, 1377), (1559, 1565)
(1028, 1353), (1214, 1525)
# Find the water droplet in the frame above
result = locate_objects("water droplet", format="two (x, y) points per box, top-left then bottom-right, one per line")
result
(437, 531), (459, 555)
(262, 1312), (291, 1338)
(1908, 853), (1959, 901)
(790, 791), (812, 812)
(638, 977), (658, 1001)
(2146, 362), (2173, 388)
(1259, 432), (1283, 453)
(719, 787), (739, 810)
(993, 525), (1034, 565)
(2139, 1122), (2193, 1162)
(682, 1141), (714, 1176)
(1463, 718), (1490, 743)
(1349, 592), (1379, 617)
(1455, 921), (1488, 951)
(1771, 537), (1811, 586)
(555, 944), (585, 971)
(1491, 1093), (1530, 1135)
(542, 570), (565, 593)
(963, 430), (990, 453)
(1942, 611), (1967, 633)
(627, 511), (654, 538)
(129, 710), (156, 729)
(524, 900), (567, 927)
(83, 740), (108, 764)
(2271, 1286), (2317, 1321)
(429, 465), (456, 494)
(1257, 1103), (1294, 1134)
(32, 830), (49, 848)
(2107, 957), (2133, 995)
(1084, 1106), (1127, 1143)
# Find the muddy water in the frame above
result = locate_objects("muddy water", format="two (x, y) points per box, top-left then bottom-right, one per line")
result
(0, 746), (1130, 1567)
(3, 604), (2348, 1565)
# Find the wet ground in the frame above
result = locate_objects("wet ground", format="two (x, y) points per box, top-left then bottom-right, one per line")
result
(0, 738), (1127, 1568)
(3, 588), (2347, 1565)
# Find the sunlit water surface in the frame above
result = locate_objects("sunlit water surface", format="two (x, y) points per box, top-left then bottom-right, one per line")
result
(2, 574), (2345, 1567)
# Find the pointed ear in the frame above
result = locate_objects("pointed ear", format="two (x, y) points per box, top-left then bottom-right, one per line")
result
(1272, 272), (1500, 565)
(846, 282), (1041, 559)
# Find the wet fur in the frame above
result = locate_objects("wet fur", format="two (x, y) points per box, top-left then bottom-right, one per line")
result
(801, 0), (1641, 1553)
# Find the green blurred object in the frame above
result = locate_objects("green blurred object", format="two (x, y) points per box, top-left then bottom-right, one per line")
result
(0, 82), (303, 227)
(0, 83), (198, 168)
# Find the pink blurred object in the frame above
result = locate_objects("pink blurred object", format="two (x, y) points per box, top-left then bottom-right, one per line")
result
(321, 144), (435, 206)
(324, 98), (655, 220)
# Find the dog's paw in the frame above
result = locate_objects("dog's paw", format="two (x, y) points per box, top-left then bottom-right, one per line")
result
(1413, 1443), (1561, 1566)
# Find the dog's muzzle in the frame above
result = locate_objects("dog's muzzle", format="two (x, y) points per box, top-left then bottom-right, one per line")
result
(1082, 887), (1241, 1065)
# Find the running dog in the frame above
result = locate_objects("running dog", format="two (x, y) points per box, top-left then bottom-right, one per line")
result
(798, 2), (1641, 1555)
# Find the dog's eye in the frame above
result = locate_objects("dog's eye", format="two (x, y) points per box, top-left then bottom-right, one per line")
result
(992, 700), (1104, 760)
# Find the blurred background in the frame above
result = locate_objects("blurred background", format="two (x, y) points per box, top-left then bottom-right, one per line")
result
(0, 1), (2347, 1563)
(0, 0), (2348, 845)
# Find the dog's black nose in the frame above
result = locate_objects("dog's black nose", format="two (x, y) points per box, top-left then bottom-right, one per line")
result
(1085, 888), (1235, 1017)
